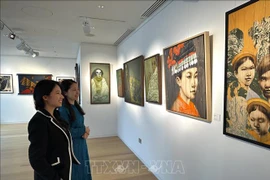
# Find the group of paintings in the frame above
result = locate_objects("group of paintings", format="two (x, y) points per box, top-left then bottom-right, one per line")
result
(224, 0), (270, 148)
(116, 31), (211, 123)
(0, 74), (75, 95)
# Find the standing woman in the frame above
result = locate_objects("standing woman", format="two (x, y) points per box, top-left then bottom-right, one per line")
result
(59, 80), (92, 180)
(28, 80), (80, 180)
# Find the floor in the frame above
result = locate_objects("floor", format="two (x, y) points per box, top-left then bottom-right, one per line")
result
(0, 123), (157, 180)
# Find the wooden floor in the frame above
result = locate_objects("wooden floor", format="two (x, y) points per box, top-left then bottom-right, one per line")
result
(0, 123), (157, 180)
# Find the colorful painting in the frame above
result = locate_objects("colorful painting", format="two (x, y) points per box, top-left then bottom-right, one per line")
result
(163, 32), (211, 121)
(90, 63), (110, 104)
(17, 74), (52, 95)
(144, 54), (162, 104)
(0, 74), (13, 94)
(224, 0), (270, 148)
(116, 69), (124, 97)
(124, 55), (144, 106)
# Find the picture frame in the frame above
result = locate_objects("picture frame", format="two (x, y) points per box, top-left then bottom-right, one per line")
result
(75, 63), (81, 104)
(124, 55), (144, 106)
(116, 68), (124, 97)
(0, 74), (14, 94)
(144, 54), (162, 104)
(56, 76), (75, 82)
(17, 74), (52, 95)
(163, 31), (211, 122)
(90, 63), (110, 104)
(223, 0), (270, 148)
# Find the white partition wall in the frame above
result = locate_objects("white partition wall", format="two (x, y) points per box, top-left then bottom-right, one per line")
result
(0, 56), (76, 124)
(117, 1), (269, 180)
(79, 43), (118, 138)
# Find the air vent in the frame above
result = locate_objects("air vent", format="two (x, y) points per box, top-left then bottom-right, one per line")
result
(140, 0), (167, 19)
(113, 29), (134, 46)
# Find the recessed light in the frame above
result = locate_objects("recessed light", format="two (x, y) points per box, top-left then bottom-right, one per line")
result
(98, 5), (104, 9)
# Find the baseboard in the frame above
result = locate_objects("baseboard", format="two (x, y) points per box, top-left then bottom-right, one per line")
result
(118, 136), (162, 180)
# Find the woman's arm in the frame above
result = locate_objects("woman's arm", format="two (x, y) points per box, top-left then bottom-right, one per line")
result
(59, 107), (85, 138)
(28, 117), (59, 179)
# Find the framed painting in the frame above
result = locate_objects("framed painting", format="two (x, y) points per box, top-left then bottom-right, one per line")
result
(0, 74), (13, 94)
(17, 74), (52, 95)
(124, 55), (144, 106)
(144, 54), (162, 104)
(75, 63), (81, 104)
(90, 63), (110, 104)
(224, 0), (270, 148)
(116, 68), (124, 97)
(56, 76), (75, 82)
(163, 31), (211, 122)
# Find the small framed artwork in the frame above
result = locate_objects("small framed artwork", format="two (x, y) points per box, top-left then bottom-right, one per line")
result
(124, 55), (144, 106)
(17, 74), (52, 95)
(144, 54), (162, 104)
(116, 68), (124, 97)
(56, 76), (75, 82)
(0, 74), (14, 94)
(163, 32), (211, 122)
(224, 0), (270, 148)
(90, 63), (110, 104)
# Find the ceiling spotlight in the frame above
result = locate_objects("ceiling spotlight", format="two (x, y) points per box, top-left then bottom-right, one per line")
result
(32, 51), (39, 57)
(82, 20), (91, 34)
(8, 33), (16, 40)
(98, 5), (104, 9)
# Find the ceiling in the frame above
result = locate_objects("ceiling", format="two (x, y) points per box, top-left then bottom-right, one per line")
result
(0, 1), (159, 59)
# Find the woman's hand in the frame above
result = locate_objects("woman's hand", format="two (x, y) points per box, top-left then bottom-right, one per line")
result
(82, 126), (90, 139)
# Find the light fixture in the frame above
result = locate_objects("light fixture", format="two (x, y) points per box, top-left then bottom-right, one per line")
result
(1, 20), (39, 57)
(8, 33), (16, 40)
(98, 5), (104, 9)
(82, 18), (95, 37)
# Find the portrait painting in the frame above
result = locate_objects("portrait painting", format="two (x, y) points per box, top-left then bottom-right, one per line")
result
(124, 55), (144, 106)
(144, 54), (162, 104)
(224, 0), (270, 148)
(17, 74), (52, 95)
(116, 68), (124, 97)
(75, 63), (81, 104)
(163, 32), (211, 122)
(56, 76), (75, 82)
(0, 74), (13, 94)
(90, 63), (110, 104)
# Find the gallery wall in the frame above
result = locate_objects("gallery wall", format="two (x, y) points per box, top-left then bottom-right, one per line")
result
(0, 55), (76, 124)
(117, 1), (269, 180)
(79, 43), (118, 138)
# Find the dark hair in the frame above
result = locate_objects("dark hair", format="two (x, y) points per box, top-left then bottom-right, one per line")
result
(33, 80), (61, 110)
(234, 56), (256, 74)
(248, 105), (270, 120)
(257, 54), (270, 80)
(91, 68), (103, 79)
(60, 79), (85, 121)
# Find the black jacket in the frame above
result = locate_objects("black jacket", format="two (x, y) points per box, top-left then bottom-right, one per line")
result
(28, 109), (80, 180)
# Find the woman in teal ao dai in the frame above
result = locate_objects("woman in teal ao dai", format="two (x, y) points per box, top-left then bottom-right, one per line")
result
(59, 79), (92, 180)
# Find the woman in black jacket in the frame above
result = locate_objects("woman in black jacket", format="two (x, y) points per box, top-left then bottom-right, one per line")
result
(28, 80), (80, 180)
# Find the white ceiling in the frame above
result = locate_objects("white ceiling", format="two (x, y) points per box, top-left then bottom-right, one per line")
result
(0, 1), (156, 58)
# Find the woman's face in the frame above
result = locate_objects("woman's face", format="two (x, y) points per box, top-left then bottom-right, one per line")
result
(65, 83), (79, 102)
(249, 109), (270, 136)
(44, 85), (64, 108)
(176, 67), (198, 100)
(234, 58), (255, 87)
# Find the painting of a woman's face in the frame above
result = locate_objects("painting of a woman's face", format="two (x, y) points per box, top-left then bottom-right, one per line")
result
(176, 67), (198, 100)
(249, 109), (270, 136)
(234, 57), (255, 87)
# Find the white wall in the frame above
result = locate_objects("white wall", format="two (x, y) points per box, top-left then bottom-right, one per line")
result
(0, 55), (76, 124)
(80, 43), (118, 138)
(117, 1), (269, 180)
